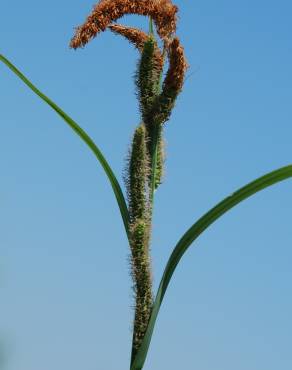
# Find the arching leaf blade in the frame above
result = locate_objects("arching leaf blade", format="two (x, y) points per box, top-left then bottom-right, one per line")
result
(131, 164), (292, 370)
(0, 54), (130, 239)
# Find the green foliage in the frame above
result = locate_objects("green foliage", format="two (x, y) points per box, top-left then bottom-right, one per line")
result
(131, 164), (292, 370)
(0, 54), (130, 241)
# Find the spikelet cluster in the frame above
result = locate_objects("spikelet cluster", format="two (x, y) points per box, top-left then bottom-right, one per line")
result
(136, 38), (163, 127)
(127, 125), (150, 221)
(109, 24), (149, 50)
(70, 0), (178, 49)
(109, 24), (164, 72)
(130, 220), (153, 354)
(135, 38), (166, 190)
(134, 36), (186, 192)
(69, 0), (188, 357)
(152, 37), (188, 125)
(126, 125), (153, 353)
(164, 37), (188, 94)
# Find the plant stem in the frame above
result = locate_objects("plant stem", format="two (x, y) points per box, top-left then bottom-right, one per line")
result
(149, 17), (154, 36)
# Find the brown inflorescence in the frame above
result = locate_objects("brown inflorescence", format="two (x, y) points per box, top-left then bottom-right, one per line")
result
(69, 0), (188, 358)
(109, 24), (164, 70)
(109, 24), (149, 51)
(70, 0), (178, 49)
(163, 37), (188, 95)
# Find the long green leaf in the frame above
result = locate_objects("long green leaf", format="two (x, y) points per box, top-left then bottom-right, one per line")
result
(0, 54), (130, 239)
(131, 164), (292, 370)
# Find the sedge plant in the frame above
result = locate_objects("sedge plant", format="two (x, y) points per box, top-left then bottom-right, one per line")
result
(1, 1), (292, 369)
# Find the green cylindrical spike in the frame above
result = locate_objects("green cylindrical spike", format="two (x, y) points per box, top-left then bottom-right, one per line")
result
(130, 220), (153, 354)
(135, 38), (166, 190)
(136, 38), (162, 131)
(126, 124), (153, 356)
(127, 124), (150, 221)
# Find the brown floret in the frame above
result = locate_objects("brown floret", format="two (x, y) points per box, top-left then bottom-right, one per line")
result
(163, 37), (188, 94)
(109, 24), (149, 51)
(70, 0), (178, 49)
(108, 24), (164, 70)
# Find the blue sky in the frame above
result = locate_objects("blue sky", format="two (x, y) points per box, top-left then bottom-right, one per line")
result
(0, 0), (292, 369)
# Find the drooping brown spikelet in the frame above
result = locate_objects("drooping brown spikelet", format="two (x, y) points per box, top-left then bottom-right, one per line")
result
(109, 24), (149, 51)
(163, 37), (188, 94)
(152, 36), (188, 125)
(108, 24), (164, 70)
(153, 0), (178, 41)
(70, 0), (178, 49)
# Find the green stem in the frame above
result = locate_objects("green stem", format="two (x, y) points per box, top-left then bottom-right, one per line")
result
(149, 17), (154, 36)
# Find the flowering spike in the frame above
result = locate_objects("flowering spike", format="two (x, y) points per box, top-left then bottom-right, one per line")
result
(136, 38), (163, 126)
(108, 24), (163, 69)
(126, 124), (150, 221)
(163, 37), (188, 96)
(70, 0), (178, 49)
(109, 24), (149, 51)
(153, 36), (188, 125)
(69, 0), (188, 359)
(125, 124), (153, 355)
(130, 219), (153, 355)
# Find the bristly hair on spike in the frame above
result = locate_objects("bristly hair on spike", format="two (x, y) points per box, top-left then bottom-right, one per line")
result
(69, 0), (189, 360)
(126, 124), (150, 222)
(130, 219), (153, 355)
(125, 124), (153, 355)
(136, 39), (163, 126)
(135, 38), (165, 186)
(70, 0), (178, 49)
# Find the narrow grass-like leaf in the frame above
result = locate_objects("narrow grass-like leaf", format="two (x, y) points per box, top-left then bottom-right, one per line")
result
(131, 164), (292, 370)
(0, 54), (130, 239)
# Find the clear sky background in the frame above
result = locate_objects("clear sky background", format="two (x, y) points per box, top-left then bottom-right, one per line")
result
(0, 1), (292, 369)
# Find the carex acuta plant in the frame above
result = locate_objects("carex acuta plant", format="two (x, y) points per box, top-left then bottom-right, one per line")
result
(69, 0), (188, 361)
(0, 0), (291, 369)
